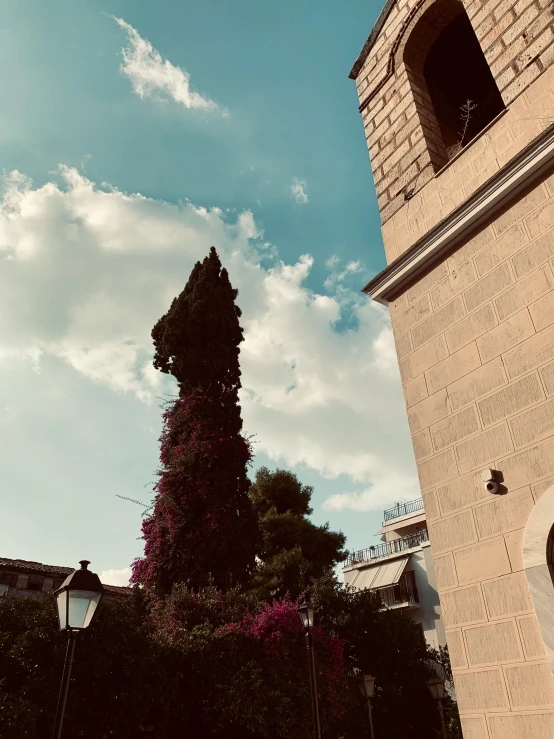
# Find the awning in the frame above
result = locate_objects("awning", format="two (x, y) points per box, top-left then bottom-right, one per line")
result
(352, 556), (410, 591)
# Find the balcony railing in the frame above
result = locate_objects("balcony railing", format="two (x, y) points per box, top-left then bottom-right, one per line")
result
(383, 498), (424, 522)
(378, 583), (419, 608)
(345, 529), (429, 567)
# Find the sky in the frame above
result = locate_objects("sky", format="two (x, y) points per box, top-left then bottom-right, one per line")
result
(1, 0), (420, 586)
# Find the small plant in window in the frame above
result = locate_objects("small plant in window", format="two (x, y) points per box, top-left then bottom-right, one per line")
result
(458, 99), (478, 148)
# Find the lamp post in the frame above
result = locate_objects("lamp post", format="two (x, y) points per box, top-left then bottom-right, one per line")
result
(299, 601), (322, 739)
(358, 674), (376, 739)
(52, 560), (104, 739)
(427, 677), (448, 739)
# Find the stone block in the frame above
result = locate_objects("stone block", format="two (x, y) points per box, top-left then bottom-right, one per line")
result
(407, 389), (449, 432)
(418, 448), (458, 490)
(525, 194), (554, 240)
(434, 552), (458, 590)
(399, 335), (448, 384)
(495, 264), (554, 321)
(404, 373), (428, 407)
(437, 470), (488, 515)
(395, 330), (413, 361)
(517, 615), (546, 661)
(474, 486), (533, 540)
(413, 428), (433, 460)
(532, 476), (554, 501)
(464, 263), (514, 314)
(477, 309), (535, 364)
(478, 372), (544, 426)
(446, 303), (498, 353)
(446, 628), (468, 669)
(393, 293), (433, 335)
(482, 572), (533, 618)
(454, 537), (512, 585)
(412, 297), (466, 350)
(455, 423), (513, 474)
(539, 360), (554, 397)
(510, 397), (554, 448)
(441, 584), (488, 627)
(488, 713), (554, 739)
(448, 358), (507, 412)
(529, 289), (554, 332)
(422, 488), (440, 521)
(431, 406), (481, 452)
(512, 230), (554, 278)
(388, 292), (408, 317)
(503, 323), (554, 379)
(504, 662), (554, 708)
(426, 342), (482, 395)
(500, 439), (554, 489)
(428, 509), (478, 554)
(475, 223), (529, 277)
(460, 716), (489, 739)
(454, 668), (509, 711)
(430, 261), (477, 310)
(505, 529), (525, 572)
(448, 224), (496, 272)
(464, 619), (523, 665)
(406, 261), (450, 304)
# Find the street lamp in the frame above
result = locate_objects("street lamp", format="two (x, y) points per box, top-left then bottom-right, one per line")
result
(52, 560), (104, 739)
(427, 677), (447, 739)
(358, 674), (376, 739)
(299, 601), (322, 739)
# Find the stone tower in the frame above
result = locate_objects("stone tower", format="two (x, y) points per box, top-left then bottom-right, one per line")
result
(350, 0), (554, 736)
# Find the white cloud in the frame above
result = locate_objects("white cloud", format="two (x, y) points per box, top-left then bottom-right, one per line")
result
(0, 166), (418, 513)
(113, 17), (227, 115)
(324, 256), (366, 290)
(291, 177), (308, 204)
(100, 567), (131, 586)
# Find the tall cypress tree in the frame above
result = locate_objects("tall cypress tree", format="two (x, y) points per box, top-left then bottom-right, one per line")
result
(132, 247), (258, 596)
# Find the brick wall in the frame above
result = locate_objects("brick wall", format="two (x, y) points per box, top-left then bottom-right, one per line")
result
(354, 0), (554, 225)
(389, 166), (554, 736)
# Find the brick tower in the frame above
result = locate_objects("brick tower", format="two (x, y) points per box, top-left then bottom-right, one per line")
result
(350, 0), (554, 736)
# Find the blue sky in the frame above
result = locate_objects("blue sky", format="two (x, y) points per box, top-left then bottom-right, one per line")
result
(1, 0), (419, 585)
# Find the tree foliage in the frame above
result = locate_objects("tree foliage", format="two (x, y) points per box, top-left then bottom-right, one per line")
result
(133, 247), (258, 595)
(249, 467), (346, 600)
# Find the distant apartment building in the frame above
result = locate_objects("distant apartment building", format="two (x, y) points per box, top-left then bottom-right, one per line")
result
(343, 497), (446, 650)
(0, 557), (131, 600)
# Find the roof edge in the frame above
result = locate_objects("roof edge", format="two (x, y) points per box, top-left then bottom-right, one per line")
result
(349, 0), (398, 80)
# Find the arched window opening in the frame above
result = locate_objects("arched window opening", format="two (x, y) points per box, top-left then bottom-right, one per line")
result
(403, 0), (505, 171)
(424, 13), (505, 160)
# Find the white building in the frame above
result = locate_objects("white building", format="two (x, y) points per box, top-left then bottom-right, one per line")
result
(343, 498), (446, 650)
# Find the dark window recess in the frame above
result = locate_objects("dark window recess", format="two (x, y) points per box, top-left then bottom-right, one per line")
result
(424, 13), (505, 159)
(52, 579), (64, 591)
(0, 572), (18, 588)
(27, 574), (44, 591)
(378, 570), (419, 608)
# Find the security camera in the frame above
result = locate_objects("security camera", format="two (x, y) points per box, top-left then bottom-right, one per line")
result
(481, 468), (503, 495)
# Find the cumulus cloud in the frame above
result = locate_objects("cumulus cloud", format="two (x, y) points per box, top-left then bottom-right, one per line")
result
(113, 17), (226, 115)
(0, 166), (418, 513)
(324, 256), (366, 290)
(100, 567), (131, 586)
(291, 177), (308, 204)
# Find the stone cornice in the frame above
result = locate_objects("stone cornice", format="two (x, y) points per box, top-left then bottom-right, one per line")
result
(349, 0), (397, 80)
(362, 123), (554, 305)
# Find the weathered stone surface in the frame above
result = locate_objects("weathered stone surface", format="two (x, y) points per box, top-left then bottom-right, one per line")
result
(504, 662), (554, 708)
(455, 423), (513, 474)
(482, 572), (534, 618)
(464, 619), (523, 665)
(478, 372), (544, 427)
(454, 537), (512, 585)
(428, 510), (478, 554)
(426, 342), (482, 394)
(441, 584), (488, 627)
(448, 358), (507, 412)
(455, 668), (509, 711)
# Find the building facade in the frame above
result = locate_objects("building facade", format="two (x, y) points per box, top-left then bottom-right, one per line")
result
(0, 557), (131, 600)
(343, 496), (446, 650)
(350, 0), (554, 736)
